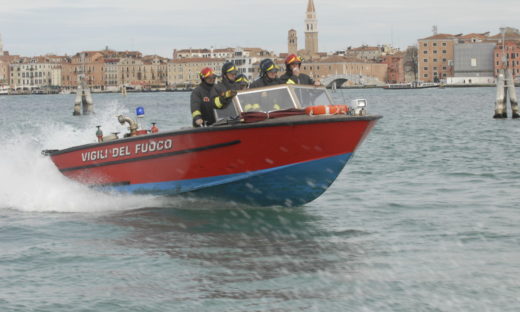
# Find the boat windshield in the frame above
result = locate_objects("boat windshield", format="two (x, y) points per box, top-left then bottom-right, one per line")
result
(236, 86), (294, 113)
(214, 85), (334, 120)
(292, 87), (332, 107)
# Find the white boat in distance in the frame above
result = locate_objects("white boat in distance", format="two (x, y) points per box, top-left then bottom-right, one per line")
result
(384, 81), (440, 90)
(0, 85), (9, 95)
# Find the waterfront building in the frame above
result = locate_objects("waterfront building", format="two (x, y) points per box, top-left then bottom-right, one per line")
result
(170, 47), (273, 83)
(141, 55), (169, 88)
(0, 37), (21, 87)
(0, 57), (8, 85)
(298, 55), (388, 85)
(417, 34), (458, 82)
(173, 48), (234, 60)
(448, 42), (496, 85)
(103, 57), (120, 91)
(488, 28), (520, 78)
(61, 51), (105, 90)
(382, 52), (405, 83)
(167, 57), (225, 87)
(229, 48), (274, 81)
(117, 56), (145, 89)
(345, 45), (383, 62)
(9, 56), (61, 90)
(112, 51), (142, 89)
(304, 0), (318, 55)
(343, 44), (399, 63)
(494, 41), (520, 78)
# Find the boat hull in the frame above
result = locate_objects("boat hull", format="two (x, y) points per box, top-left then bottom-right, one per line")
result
(47, 115), (380, 206)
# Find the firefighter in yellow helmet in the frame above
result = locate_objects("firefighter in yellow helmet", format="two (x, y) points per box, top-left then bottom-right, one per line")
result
(210, 62), (240, 110)
(249, 58), (282, 89)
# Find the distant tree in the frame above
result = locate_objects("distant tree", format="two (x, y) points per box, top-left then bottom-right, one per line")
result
(404, 46), (418, 82)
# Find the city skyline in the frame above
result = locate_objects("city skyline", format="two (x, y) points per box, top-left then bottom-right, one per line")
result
(0, 0), (518, 57)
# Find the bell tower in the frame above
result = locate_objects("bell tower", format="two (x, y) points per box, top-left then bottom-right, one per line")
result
(288, 29), (298, 55)
(304, 0), (318, 55)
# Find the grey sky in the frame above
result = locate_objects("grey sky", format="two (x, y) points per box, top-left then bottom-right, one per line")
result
(0, 0), (518, 57)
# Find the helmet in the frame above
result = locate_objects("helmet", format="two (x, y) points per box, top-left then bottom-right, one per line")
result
(199, 67), (215, 80)
(259, 59), (279, 76)
(235, 74), (249, 84)
(235, 74), (249, 89)
(285, 54), (302, 65)
(222, 62), (238, 76)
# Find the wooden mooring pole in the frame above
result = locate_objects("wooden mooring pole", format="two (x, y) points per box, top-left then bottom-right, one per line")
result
(494, 68), (519, 119)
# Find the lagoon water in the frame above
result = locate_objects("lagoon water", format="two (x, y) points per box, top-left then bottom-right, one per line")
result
(0, 87), (519, 311)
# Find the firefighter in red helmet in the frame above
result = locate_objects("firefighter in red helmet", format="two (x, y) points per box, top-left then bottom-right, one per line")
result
(190, 67), (217, 127)
(279, 54), (320, 86)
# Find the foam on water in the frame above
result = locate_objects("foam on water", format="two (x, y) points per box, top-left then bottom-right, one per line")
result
(0, 99), (168, 213)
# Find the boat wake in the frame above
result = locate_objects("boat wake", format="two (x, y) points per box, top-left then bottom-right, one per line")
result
(0, 101), (168, 213)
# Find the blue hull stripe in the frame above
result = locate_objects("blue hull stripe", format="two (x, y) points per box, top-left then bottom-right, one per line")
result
(107, 153), (353, 206)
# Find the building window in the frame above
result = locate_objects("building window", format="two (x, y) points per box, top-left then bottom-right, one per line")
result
(433, 58), (438, 62)
(423, 43), (427, 47)
(423, 50), (427, 54)
(433, 43), (437, 46)
(423, 59), (428, 63)
(423, 67), (428, 70)
(433, 50), (438, 54)
(423, 74), (428, 78)
(442, 50), (447, 54)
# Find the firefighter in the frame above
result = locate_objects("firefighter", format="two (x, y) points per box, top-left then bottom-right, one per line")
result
(210, 62), (240, 110)
(249, 58), (282, 89)
(279, 54), (320, 86)
(190, 67), (217, 127)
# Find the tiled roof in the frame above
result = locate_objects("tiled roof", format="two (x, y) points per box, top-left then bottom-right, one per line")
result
(489, 32), (520, 40)
(348, 46), (380, 51)
(459, 33), (489, 39)
(170, 57), (225, 64)
(175, 48), (234, 53)
(310, 55), (368, 63)
(419, 33), (457, 40)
